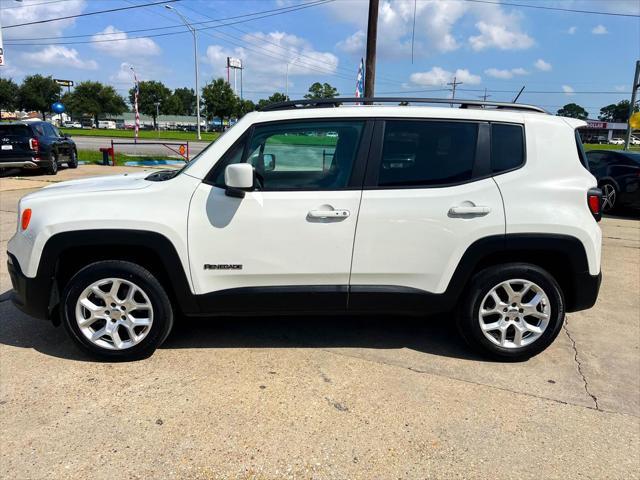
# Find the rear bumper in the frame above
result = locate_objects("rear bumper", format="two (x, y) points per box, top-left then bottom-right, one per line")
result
(0, 158), (42, 169)
(7, 253), (54, 321)
(566, 271), (602, 313)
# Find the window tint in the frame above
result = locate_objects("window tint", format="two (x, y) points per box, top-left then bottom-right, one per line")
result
(378, 120), (477, 187)
(42, 124), (57, 137)
(0, 125), (31, 136)
(245, 121), (364, 190)
(33, 125), (45, 136)
(491, 123), (524, 173)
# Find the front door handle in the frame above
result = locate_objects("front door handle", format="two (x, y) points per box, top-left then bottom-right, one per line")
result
(308, 209), (350, 219)
(448, 205), (491, 216)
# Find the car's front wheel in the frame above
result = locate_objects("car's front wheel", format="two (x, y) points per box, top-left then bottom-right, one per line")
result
(457, 263), (565, 361)
(61, 260), (174, 360)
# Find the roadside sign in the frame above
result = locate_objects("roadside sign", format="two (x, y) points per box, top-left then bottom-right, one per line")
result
(227, 57), (242, 69)
(179, 144), (186, 156)
(630, 112), (640, 130)
(55, 79), (74, 87)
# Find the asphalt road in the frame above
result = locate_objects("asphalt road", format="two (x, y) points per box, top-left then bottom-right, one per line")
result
(72, 136), (211, 156)
(0, 166), (639, 479)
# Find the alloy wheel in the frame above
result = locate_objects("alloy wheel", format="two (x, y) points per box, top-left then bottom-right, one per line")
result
(478, 279), (550, 349)
(601, 183), (616, 212)
(75, 278), (154, 350)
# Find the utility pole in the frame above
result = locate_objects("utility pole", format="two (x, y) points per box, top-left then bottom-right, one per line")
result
(364, 0), (379, 103)
(624, 60), (640, 151)
(478, 88), (491, 101)
(447, 76), (463, 107)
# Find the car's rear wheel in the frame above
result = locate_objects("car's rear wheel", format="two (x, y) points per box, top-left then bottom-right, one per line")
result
(61, 260), (174, 360)
(457, 263), (565, 361)
(600, 181), (617, 213)
(45, 153), (58, 175)
(67, 149), (78, 168)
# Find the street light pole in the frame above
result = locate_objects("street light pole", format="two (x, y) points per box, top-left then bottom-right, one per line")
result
(285, 57), (299, 100)
(165, 5), (201, 140)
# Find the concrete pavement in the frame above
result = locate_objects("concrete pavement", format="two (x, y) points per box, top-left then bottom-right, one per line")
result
(0, 165), (638, 479)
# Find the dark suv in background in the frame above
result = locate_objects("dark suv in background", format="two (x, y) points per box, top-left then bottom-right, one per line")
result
(0, 121), (78, 175)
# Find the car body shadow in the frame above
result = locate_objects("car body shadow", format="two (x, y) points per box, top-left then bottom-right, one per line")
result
(0, 299), (483, 363)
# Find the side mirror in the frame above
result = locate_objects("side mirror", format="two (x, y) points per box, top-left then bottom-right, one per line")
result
(262, 153), (276, 172)
(224, 163), (253, 198)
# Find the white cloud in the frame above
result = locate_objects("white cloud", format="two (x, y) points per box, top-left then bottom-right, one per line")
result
(0, 0), (85, 39)
(485, 67), (528, 79)
(567, 26), (577, 34)
(336, 30), (366, 54)
(562, 85), (575, 96)
(22, 46), (97, 70)
(204, 31), (338, 93)
(91, 26), (161, 57)
(331, 0), (533, 58)
(469, 21), (534, 51)
(614, 85), (627, 92)
(410, 66), (481, 86)
(534, 59), (552, 71)
(591, 24), (608, 35)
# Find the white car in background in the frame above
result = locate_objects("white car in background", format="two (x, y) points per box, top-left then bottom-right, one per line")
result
(609, 137), (625, 145)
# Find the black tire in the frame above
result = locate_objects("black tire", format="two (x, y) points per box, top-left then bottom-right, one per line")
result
(600, 181), (617, 213)
(61, 260), (174, 361)
(457, 263), (565, 362)
(45, 153), (58, 175)
(67, 149), (78, 168)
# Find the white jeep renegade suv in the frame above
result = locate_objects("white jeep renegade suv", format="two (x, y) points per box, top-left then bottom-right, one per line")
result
(7, 98), (603, 361)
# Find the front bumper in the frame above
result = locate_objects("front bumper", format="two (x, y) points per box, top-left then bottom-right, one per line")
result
(7, 253), (55, 321)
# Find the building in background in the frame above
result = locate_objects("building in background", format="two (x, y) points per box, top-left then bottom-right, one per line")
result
(579, 120), (629, 143)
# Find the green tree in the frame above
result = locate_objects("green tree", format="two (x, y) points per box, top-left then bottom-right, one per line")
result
(172, 87), (196, 116)
(202, 78), (237, 121)
(234, 98), (255, 118)
(599, 100), (638, 123)
(129, 80), (172, 128)
(256, 92), (289, 109)
(63, 81), (127, 127)
(304, 82), (339, 99)
(18, 74), (61, 120)
(557, 103), (588, 120)
(0, 78), (20, 112)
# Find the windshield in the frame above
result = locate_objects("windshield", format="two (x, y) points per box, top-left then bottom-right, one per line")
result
(620, 151), (640, 165)
(176, 126), (234, 176)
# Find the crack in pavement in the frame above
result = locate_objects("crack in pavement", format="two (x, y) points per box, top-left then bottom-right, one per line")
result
(563, 318), (600, 411)
(320, 347), (633, 417)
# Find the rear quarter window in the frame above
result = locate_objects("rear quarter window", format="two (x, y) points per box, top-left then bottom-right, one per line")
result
(491, 123), (524, 174)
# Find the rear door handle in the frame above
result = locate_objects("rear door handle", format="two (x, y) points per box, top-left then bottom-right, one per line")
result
(308, 209), (350, 219)
(448, 205), (491, 216)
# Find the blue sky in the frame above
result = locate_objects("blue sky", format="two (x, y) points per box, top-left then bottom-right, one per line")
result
(1, 0), (638, 118)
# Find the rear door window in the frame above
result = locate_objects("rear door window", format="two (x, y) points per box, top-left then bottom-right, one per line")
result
(377, 120), (478, 187)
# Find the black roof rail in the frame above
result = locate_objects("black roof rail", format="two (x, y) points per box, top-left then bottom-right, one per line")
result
(259, 97), (547, 114)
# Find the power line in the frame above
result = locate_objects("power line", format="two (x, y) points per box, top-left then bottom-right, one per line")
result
(459, 0), (640, 18)
(3, 0), (181, 29)
(0, 0), (72, 9)
(3, 0), (333, 42)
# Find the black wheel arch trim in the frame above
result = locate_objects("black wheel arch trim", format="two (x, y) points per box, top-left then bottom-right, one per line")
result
(32, 229), (198, 318)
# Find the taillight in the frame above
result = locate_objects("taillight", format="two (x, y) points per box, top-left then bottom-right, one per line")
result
(29, 138), (39, 152)
(21, 208), (32, 230)
(587, 188), (602, 222)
